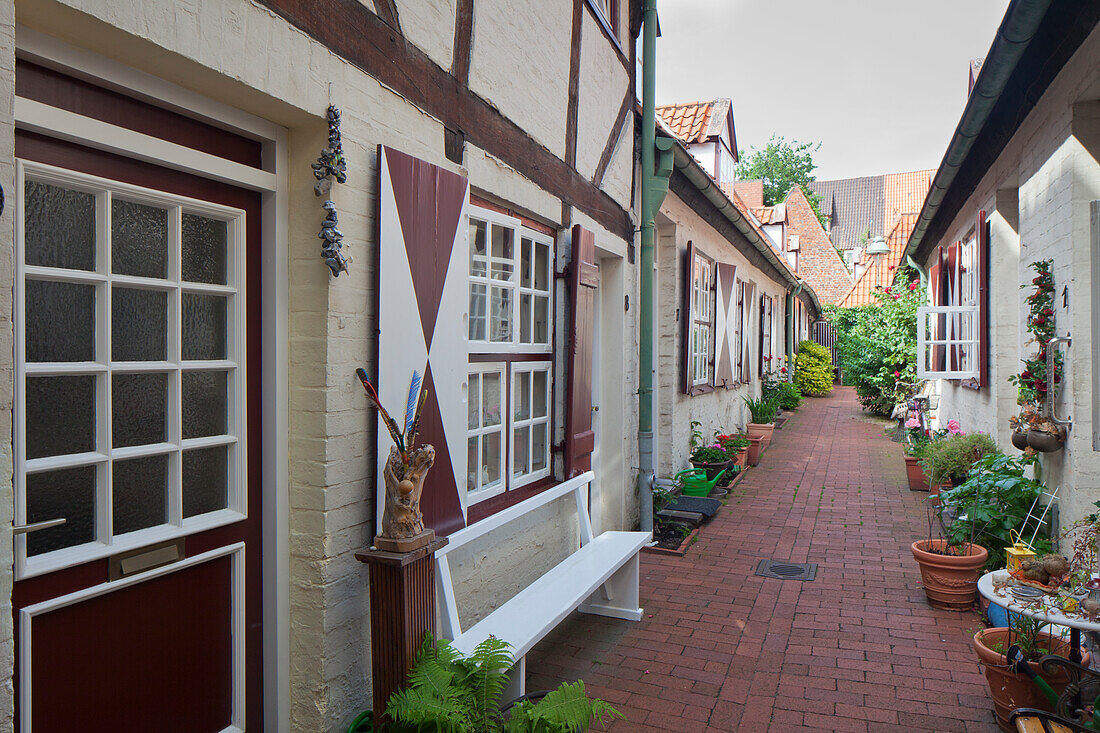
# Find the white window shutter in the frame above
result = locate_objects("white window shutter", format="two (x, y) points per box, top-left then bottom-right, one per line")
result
(917, 305), (980, 379)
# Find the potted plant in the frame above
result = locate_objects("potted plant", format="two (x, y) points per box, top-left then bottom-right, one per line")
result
(1007, 260), (1066, 452)
(744, 396), (778, 450)
(973, 615), (1089, 732)
(387, 635), (622, 732)
(911, 478), (989, 609)
(715, 433), (750, 471)
(903, 418), (933, 491)
(918, 430), (997, 488)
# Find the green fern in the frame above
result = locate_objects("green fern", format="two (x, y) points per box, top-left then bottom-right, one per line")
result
(387, 634), (622, 732)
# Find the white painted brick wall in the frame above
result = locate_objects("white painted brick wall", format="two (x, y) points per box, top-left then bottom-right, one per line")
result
(0, 1), (15, 726)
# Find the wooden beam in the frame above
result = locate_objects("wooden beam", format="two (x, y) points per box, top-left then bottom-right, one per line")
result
(593, 92), (632, 188)
(256, 0), (633, 241)
(450, 0), (473, 84)
(565, 0), (584, 169)
(373, 0), (402, 34)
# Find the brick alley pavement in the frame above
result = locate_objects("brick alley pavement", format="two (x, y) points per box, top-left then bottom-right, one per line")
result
(527, 387), (999, 732)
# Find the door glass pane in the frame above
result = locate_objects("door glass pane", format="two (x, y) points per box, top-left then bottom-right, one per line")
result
(112, 199), (168, 279)
(26, 465), (96, 556)
(482, 372), (501, 426)
(182, 214), (228, 284)
(24, 180), (96, 271)
(112, 373), (167, 448)
(26, 375), (96, 460)
(532, 370), (548, 418)
(482, 432), (501, 487)
(513, 426), (529, 476)
(25, 279), (95, 362)
(532, 423), (547, 472)
(112, 287), (167, 361)
(182, 370), (228, 439)
(112, 454), (168, 535)
(183, 445), (228, 517)
(182, 293), (228, 360)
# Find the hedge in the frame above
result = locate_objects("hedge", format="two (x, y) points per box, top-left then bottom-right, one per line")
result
(795, 340), (833, 396)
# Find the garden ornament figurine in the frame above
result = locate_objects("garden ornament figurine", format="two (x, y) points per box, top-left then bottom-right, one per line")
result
(356, 367), (436, 552)
(313, 105), (349, 276)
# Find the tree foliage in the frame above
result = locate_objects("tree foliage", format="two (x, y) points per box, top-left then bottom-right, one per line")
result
(794, 340), (833, 396)
(736, 135), (827, 226)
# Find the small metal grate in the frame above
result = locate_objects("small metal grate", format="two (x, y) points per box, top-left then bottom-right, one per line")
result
(754, 559), (817, 581)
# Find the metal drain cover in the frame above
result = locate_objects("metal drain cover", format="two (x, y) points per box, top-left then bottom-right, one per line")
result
(755, 559), (817, 581)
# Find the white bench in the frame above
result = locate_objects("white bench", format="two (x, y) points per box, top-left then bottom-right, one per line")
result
(434, 471), (651, 699)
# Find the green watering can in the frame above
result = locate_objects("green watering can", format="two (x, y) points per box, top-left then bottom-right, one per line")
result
(675, 468), (726, 497)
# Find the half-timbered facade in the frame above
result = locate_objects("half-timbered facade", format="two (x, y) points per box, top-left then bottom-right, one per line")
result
(0, 0), (642, 730)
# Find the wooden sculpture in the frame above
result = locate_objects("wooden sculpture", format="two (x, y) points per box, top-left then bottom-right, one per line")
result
(357, 368), (437, 552)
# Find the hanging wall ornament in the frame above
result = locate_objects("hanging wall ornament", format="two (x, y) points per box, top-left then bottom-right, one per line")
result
(312, 105), (349, 276)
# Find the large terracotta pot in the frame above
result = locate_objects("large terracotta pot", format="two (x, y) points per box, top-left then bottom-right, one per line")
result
(746, 436), (763, 466)
(746, 422), (774, 450)
(904, 455), (928, 491)
(737, 447), (749, 466)
(973, 627), (1089, 732)
(910, 539), (987, 610)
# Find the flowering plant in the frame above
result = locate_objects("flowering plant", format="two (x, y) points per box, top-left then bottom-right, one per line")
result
(1007, 260), (1064, 437)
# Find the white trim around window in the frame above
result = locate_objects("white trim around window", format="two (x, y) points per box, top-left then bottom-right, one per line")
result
(466, 362), (507, 505)
(509, 361), (553, 490)
(15, 160), (248, 580)
(690, 253), (714, 386)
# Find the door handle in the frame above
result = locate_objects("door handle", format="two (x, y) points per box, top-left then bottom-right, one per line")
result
(13, 518), (66, 535)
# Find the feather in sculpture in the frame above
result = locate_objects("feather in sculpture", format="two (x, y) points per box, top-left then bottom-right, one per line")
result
(407, 388), (428, 448)
(356, 368), (405, 453)
(404, 371), (422, 436)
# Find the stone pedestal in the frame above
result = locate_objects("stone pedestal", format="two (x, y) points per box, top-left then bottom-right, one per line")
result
(356, 537), (448, 730)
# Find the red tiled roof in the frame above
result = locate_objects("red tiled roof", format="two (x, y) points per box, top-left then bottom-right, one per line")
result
(838, 214), (919, 307)
(751, 205), (779, 224)
(732, 179), (764, 209)
(884, 169), (934, 223)
(657, 100), (716, 144)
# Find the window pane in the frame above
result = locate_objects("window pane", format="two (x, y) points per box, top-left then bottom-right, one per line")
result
(521, 238), (532, 287)
(490, 224), (513, 281)
(469, 283), (486, 341)
(515, 372), (530, 421)
(183, 370), (229, 439)
(24, 180), (96, 271)
(520, 293), (532, 343)
(532, 423), (547, 472)
(183, 445), (229, 517)
(513, 426), (529, 476)
(112, 199), (168, 279)
(482, 432), (501, 487)
(534, 296), (549, 345)
(490, 287), (512, 342)
(470, 219), (487, 277)
(112, 372), (167, 448)
(482, 372), (501, 426)
(26, 375), (96, 460)
(467, 374), (480, 430)
(182, 214), (228, 284)
(25, 279), (96, 362)
(534, 243), (550, 291)
(112, 287), (167, 361)
(532, 370), (548, 418)
(112, 454), (168, 535)
(182, 293), (228, 360)
(467, 437), (479, 491)
(26, 465), (97, 556)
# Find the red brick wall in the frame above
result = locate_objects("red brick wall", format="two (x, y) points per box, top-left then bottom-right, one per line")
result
(784, 187), (853, 305)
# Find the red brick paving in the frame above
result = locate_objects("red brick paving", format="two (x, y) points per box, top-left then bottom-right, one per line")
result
(527, 387), (998, 732)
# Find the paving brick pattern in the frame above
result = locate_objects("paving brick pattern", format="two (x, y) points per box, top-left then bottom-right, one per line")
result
(527, 387), (999, 732)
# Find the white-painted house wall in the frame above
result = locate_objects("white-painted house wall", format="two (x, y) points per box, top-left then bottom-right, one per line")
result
(0, 2), (15, 730)
(924, 21), (1100, 529)
(8, 0), (639, 731)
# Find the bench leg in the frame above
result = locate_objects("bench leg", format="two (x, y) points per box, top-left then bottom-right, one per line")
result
(579, 553), (643, 621)
(503, 656), (526, 704)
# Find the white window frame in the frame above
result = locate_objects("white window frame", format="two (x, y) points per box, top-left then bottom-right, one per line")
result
(466, 362), (507, 504)
(762, 295), (774, 365)
(509, 361), (553, 490)
(690, 253), (714, 386)
(15, 160), (247, 580)
(917, 237), (980, 380)
(468, 206), (553, 354)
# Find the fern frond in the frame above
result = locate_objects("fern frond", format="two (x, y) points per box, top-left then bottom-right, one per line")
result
(522, 681), (624, 732)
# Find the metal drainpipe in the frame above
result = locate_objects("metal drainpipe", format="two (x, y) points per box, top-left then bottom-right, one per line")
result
(786, 280), (804, 366)
(638, 0), (658, 533)
(906, 255), (928, 291)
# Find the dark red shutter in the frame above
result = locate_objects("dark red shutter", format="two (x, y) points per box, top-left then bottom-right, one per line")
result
(928, 247), (944, 373)
(977, 210), (990, 388)
(682, 241), (696, 394)
(946, 242), (961, 371)
(714, 263), (737, 387)
(758, 294), (765, 376)
(565, 225), (599, 478)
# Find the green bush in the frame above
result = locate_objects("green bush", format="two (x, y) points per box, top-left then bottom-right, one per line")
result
(825, 275), (922, 416)
(775, 382), (802, 410)
(743, 396), (778, 423)
(919, 432), (998, 486)
(794, 340), (833, 395)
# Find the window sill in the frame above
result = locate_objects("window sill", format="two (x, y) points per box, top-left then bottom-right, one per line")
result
(466, 476), (556, 525)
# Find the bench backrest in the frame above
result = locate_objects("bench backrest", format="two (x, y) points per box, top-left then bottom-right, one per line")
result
(434, 471), (596, 639)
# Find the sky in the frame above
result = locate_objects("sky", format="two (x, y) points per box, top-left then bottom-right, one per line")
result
(655, 0), (1012, 181)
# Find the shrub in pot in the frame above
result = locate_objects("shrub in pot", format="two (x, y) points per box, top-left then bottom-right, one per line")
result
(918, 431), (997, 488)
(689, 445), (730, 480)
(743, 396), (778, 449)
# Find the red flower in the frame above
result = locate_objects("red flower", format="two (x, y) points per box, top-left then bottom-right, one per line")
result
(909, 282), (918, 290)
(893, 370), (900, 378)
(887, 265), (895, 271)
(780, 367), (787, 373)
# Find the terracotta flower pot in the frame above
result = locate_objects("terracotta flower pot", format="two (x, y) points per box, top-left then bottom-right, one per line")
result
(1010, 429), (1030, 451)
(746, 436), (763, 466)
(904, 455), (928, 491)
(910, 539), (988, 610)
(1027, 429), (1064, 452)
(973, 627), (1089, 732)
(747, 422), (774, 451)
(737, 447), (749, 466)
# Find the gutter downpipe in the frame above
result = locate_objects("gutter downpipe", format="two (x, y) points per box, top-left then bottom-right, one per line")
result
(638, 0), (659, 533)
(906, 255), (928, 291)
(786, 280), (804, 366)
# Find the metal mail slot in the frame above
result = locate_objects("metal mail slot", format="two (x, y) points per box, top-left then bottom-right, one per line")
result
(109, 540), (185, 581)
